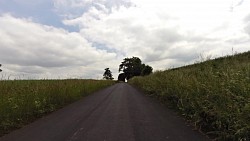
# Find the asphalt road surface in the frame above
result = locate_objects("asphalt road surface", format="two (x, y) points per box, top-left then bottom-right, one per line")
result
(0, 83), (210, 141)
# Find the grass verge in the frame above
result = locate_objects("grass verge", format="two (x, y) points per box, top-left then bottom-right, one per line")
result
(0, 79), (115, 136)
(129, 51), (250, 140)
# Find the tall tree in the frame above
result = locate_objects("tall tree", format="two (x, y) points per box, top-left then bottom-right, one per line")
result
(119, 57), (152, 80)
(0, 64), (2, 72)
(119, 57), (142, 80)
(103, 68), (114, 80)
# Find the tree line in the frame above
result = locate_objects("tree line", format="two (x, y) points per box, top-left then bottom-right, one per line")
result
(103, 57), (153, 81)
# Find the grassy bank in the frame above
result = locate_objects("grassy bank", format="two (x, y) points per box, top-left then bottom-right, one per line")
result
(0, 79), (115, 136)
(129, 51), (250, 140)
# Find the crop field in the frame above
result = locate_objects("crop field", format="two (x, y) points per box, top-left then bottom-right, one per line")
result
(0, 79), (115, 136)
(129, 51), (250, 140)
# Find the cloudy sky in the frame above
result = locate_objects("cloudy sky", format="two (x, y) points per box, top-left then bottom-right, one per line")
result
(0, 0), (249, 79)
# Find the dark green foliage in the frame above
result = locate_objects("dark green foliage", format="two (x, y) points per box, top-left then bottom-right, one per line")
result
(129, 51), (250, 141)
(118, 73), (126, 82)
(103, 68), (114, 80)
(141, 65), (153, 76)
(119, 57), (153, 80)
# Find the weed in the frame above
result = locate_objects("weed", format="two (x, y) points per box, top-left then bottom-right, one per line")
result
(0, 79), (115, 136)
(129, 51), (250, 140)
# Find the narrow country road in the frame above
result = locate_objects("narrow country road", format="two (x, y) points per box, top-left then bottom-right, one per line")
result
(0, 83), (210, 141)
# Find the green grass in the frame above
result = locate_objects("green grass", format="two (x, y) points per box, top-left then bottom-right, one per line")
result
(129, 51), (250, 140)
(0, 79), (115, 136)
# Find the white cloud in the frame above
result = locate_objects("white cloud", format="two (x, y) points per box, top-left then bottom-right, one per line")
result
(62, 0), (250, 70)
(0, 14), (119, 79)
(244, 13), (250, 36)
(53, 0), (132, 19)
(1, 0), (250, 79)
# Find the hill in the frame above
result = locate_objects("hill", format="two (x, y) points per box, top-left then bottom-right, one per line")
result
(129, 51), (250, 140)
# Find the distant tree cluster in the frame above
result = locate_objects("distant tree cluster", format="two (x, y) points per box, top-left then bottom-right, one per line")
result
(102, 57), (153, 81)
(118, 57), (153, 81)
(103, 68), (114, 80)
(0, 64), (2, 72)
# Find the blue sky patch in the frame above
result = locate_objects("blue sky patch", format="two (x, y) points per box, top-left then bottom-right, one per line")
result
(0, 0), (78, 32)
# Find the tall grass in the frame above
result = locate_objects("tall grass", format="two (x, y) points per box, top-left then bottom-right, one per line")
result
(129, 51), (250, 140)
(0, 79), (115, 136)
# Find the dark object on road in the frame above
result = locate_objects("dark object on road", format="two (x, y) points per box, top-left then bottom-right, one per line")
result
(0, 83), (210, 141)
(118, 73), (126, 82)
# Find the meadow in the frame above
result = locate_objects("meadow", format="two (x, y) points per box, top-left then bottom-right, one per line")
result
(0, 79), (115, 136)
(129, 51), (250, 140)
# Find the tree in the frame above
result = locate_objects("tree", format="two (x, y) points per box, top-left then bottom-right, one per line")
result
(0, 64), (2, 72)
(119, 57), (142, 80)
(118, 57), (153, 80)
(141, 65), (153, 76)
(103, 68), (114, 80)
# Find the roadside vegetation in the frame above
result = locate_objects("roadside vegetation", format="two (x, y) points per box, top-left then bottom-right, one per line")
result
(0, 79), (115, 136)
(129, 51), (250, 140)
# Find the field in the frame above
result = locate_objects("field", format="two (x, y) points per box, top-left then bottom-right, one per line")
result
(0, 79), (115, 136)
(129, 51), (250, 140)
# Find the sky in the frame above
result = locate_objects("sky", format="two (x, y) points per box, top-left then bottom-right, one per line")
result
(0, 0), (250, 80)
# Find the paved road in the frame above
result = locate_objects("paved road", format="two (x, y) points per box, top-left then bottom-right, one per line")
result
(0, 83), (210, 141)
